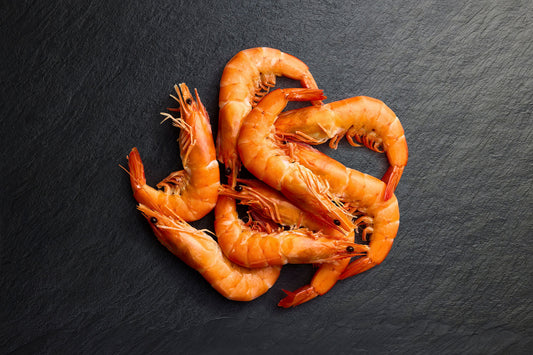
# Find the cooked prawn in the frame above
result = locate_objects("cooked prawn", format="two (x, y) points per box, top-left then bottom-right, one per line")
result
(217, 47), (321, 187)
(275, 96), (408, 200)
(237, 88), (355, 234)
(219, 179), (356, 308)
(127, 83), (219, 221)
(214, 195), (366, 268)
(136, 204), (281, 301)
(277, 141), (400, 307)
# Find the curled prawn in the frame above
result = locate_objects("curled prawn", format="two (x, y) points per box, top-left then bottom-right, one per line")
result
(217, 47), (321, 187)
(219, 179), (358, 308)
(275, 96), (408, 200)
(277, 142), (400, 307)
(214, 195), (366, 268)
(127, 84), (219, 221)
(136, 204), (281, 301)
(237, 88), (354, 234)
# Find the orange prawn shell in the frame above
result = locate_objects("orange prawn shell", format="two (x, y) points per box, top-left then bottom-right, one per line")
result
(137, 204), (281, 302)
(128, 84), (219, 222)
(276, 96), (408, 200)
(217, 47), (321, 186)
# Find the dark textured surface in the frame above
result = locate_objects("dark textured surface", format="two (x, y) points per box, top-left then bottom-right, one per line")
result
(1, 0), (532, 353)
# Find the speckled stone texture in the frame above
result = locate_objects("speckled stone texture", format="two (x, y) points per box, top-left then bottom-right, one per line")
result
(1, 0), (531, 353)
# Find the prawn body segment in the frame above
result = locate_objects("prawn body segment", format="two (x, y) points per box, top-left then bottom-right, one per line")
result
(217, 47), (321, 186)
(238, 88), (355, 235)
(127, 84), (219, 221)
(276, 96), (408, 200)
(137, 204), (280, 302)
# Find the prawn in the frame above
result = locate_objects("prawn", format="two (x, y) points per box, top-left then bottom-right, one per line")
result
(214, 195), (366, 268)
(217, 47), (321, 187)
(237, 88), (355, 234)
(275, 95), (408, 200)
(127, 83), (219, 221)
(136, 204), (281, 301)
(277, 141), (400, 307)
(220, 179), (358, 307)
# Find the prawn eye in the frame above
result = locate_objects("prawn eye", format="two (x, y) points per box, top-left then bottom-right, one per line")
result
(150, 217), (158, 224)
(333, 219), (341, 226)
(186, 98), (193, 105)
(225, 167), (232, 175)
(235, 185), (243, 192)
(346, 246), (355, 253)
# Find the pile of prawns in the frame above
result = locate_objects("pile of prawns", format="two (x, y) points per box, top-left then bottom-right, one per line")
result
(125, 47), (408, 307)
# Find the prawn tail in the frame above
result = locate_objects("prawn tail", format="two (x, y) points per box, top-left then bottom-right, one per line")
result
(278, 285), (319, 308)
(382, 165), (404, 201)
(338, 257), (375, 280)
(278, 259), (351, 308)
(127, 147), (147, 188)
(284, 88), (326, 102)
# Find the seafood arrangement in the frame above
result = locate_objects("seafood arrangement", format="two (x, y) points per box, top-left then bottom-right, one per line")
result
(124, 47), (408, 307)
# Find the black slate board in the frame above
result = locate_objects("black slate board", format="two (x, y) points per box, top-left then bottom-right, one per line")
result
(1, 1), (532, 353)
